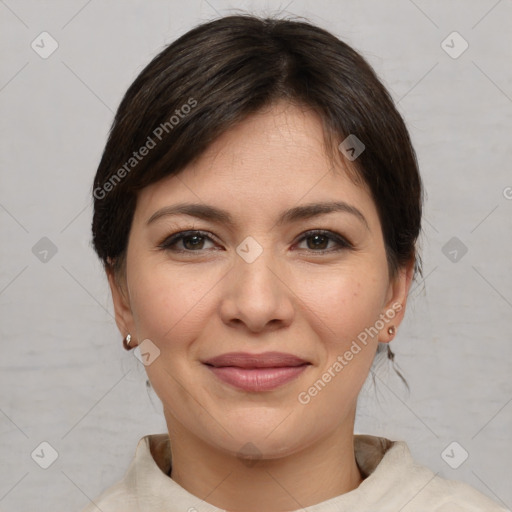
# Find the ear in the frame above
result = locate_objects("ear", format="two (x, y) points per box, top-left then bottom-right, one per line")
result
(106, 267), (137, 346)
(377, 257), (415, 343)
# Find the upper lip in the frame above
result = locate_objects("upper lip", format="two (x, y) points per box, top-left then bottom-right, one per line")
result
(203, 352), (310, 368)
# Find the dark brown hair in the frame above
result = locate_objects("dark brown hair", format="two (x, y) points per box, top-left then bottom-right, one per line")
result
(91, 14), (422, 286)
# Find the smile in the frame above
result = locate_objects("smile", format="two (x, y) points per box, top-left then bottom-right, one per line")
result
(202, 351), (311, 392)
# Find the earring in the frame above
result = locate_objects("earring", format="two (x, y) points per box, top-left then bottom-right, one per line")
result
(123, 333), (133, 351)
(387, 326), (396, 336)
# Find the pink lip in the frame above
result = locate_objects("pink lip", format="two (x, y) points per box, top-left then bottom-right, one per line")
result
(202, 352), (310, 392)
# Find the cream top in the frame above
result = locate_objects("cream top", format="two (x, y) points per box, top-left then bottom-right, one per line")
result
(80, 433), (508, 511)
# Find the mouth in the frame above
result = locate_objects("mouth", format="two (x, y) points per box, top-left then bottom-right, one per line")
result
(202, 352), (311, 392)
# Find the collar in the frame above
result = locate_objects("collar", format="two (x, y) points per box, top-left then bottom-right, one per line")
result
(153, 433), (394, 479)
(119, 432), (408, 512)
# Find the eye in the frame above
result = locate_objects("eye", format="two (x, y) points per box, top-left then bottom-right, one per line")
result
(157, 229), (353, 255)
(294, 230), (352, 253)
(158, 230), (218, 253)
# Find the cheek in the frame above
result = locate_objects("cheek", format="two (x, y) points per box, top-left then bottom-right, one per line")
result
(127, 260), (219, 346)
(128, 253), (388, 352)
(298, 267), (387, 346)
(293, 272), (385, 425)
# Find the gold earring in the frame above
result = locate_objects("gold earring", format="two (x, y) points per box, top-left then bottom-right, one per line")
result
(387, 326), (396, 336)
(123, 333), (133, 351)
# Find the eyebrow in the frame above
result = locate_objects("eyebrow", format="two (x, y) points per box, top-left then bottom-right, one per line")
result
(146, 201), (370, 230)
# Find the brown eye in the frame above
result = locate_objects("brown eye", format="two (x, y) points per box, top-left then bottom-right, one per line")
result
(295, 230), (352, 253)
(181, 234), (207, 250)
(158, 231), (217, 252)
(306, 234), (330, 250)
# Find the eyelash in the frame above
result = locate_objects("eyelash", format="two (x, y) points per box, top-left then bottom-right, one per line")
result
(157, 229), (353, 255)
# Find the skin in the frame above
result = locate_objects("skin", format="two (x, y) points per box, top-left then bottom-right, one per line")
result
(108, 100), (414, 511)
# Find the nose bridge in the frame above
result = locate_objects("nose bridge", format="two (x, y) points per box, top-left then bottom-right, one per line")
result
(235, 235), (266, 266)
(219, 234), (294, 331)
(233, 234), (279, 293)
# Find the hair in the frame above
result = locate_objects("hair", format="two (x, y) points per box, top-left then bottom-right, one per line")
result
(90, 14), (423, 383)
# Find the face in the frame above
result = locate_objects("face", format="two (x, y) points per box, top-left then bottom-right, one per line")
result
(109, 100), (412, 459)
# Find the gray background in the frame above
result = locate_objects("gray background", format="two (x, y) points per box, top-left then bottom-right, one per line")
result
(1, 1), (511, 511)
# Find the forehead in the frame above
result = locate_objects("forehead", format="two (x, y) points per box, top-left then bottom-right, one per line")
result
(134, 101), (377, 228)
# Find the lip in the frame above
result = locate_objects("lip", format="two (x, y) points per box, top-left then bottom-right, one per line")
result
(203, 351), (309, 368)
(202, 352), (311, 392)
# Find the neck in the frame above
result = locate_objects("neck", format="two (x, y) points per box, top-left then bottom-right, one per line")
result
(164, 410), (363, 512)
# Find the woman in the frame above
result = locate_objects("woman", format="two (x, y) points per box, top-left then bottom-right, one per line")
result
(84, 14), (506, 512)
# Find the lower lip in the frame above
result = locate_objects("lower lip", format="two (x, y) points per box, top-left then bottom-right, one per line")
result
(205, 365), (309, 392)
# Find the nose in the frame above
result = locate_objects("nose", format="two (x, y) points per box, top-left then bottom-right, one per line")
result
(218, 244), (295, 334)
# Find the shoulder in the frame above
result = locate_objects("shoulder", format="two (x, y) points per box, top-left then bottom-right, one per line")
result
(78, 479), (135, 512)
(78, 433), (185, 511)
(422, 475), (509, 511)
(78, 435), (159, 512)
(358, 437), (508, 511)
